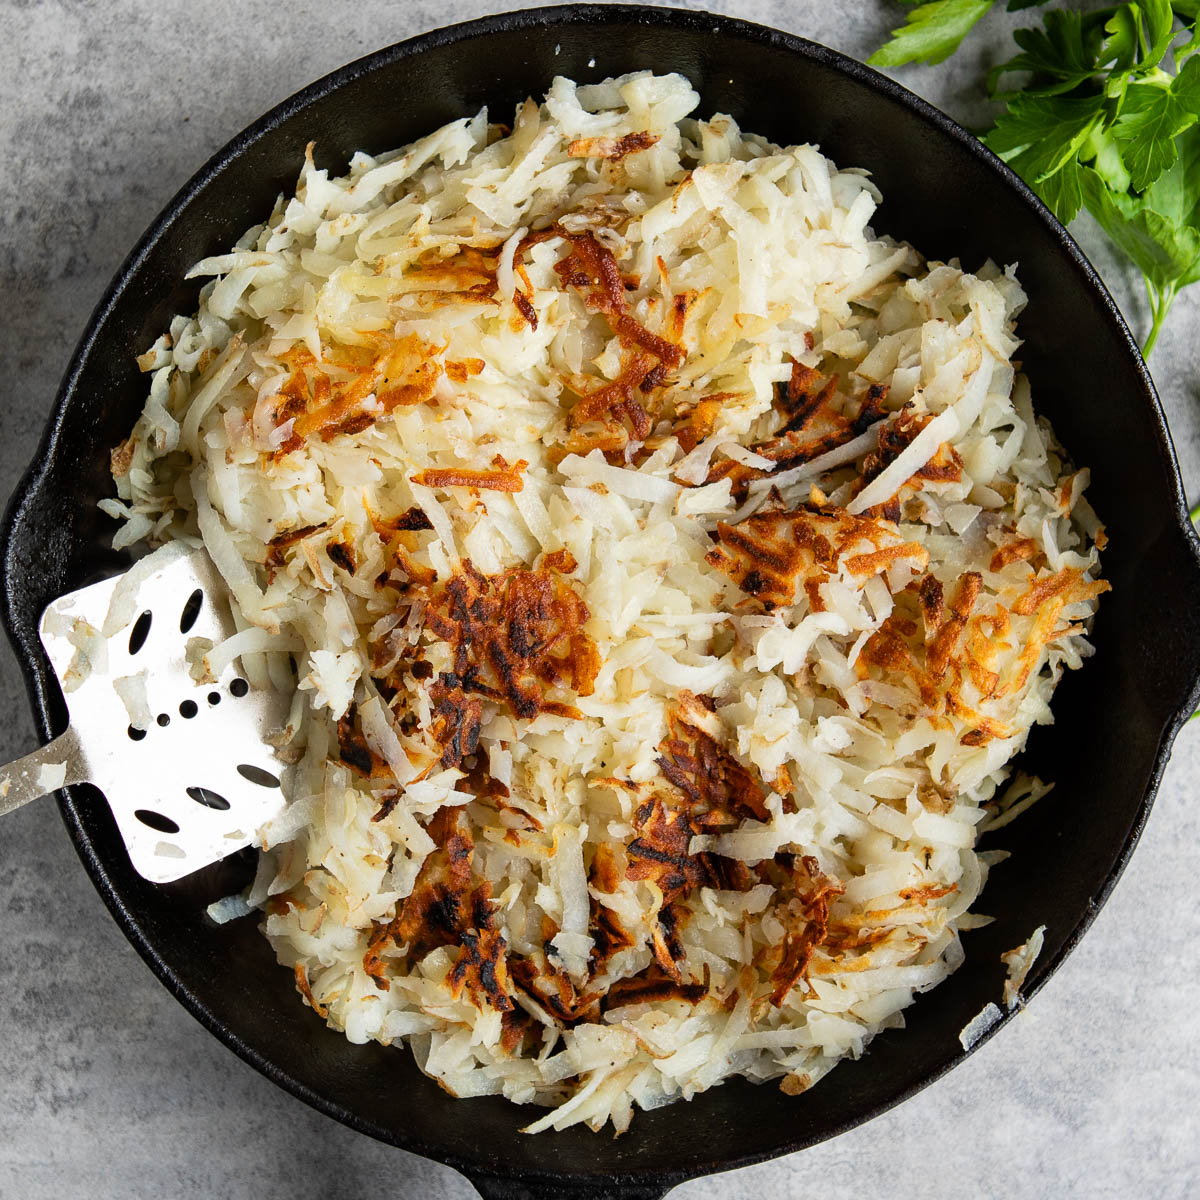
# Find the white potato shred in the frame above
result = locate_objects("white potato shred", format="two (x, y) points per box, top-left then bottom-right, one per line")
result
(111, 72), (1107, 1133)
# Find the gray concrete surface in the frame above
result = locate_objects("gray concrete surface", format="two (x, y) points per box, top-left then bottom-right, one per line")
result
(1, 2), (1197, 1197)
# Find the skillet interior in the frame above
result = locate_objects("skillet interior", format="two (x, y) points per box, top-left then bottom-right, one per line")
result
(5, 6), (1200, 1198)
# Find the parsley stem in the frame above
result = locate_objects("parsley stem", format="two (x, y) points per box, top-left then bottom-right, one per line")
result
(1142, 279), (1177, 359)
(1190, 500), (1200, 524)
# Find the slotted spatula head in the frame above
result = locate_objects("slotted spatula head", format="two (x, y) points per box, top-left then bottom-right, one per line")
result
(35, 547), (291, 883)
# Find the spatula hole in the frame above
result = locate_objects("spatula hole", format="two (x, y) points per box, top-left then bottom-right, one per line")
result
(186, 786), (231, 811)
(128, 610), (152, 655)
(207, 692), (221, 705)
(135, 809), (179, 834)
(127, 726), (147, 741)
(156, 713), (170, 727)
(230, 678), (249, 697)
(179, 700), (198, 719)
(179, 588), (203, 633)
(236, 764), (280, 788)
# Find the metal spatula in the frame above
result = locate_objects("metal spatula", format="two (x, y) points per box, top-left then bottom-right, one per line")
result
(0, 548), (291, 883)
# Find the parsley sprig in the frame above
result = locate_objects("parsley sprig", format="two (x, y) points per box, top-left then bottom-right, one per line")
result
(870, 0), (1200, 356)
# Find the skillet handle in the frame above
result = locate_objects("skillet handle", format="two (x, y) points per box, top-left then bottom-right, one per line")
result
(464, 1173), (673, 1200)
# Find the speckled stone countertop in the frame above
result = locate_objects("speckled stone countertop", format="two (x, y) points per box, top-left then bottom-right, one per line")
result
(1, 2), (1197, 1196)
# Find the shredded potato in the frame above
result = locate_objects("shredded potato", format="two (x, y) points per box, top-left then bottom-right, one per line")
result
(111, 72), (1106, 1133)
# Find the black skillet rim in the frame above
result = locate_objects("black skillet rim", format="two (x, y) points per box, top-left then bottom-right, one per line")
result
(3, 4), (1200, 1195)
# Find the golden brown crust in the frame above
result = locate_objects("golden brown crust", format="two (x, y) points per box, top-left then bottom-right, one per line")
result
(381, 561), (601, 767)
(294, 963), (328, 1017)
(272, 335), (442, 456)
(605, 964), (707, 1008)
(989, 537), (1040, 572)
(411, 457), (528, 493)
(265, 522), (327, 568)
(656, 708), (769, 823)
(535, 227), (686, 437)
(566, 131), (661, 160)
(445, 357), (486, 383)
(336, 702), (377, 777)
(509, 952), (601, 1025)
(701, 364), (880, 500)
(762, 855), (844, 1006)
(927, 572), (982, 679)
(706, 504), (902, 610)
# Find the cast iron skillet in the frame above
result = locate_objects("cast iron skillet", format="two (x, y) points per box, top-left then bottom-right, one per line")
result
(4, 5), (1200, 1198)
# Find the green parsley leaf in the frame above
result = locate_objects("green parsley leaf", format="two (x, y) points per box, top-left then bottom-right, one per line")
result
(1080, 166), (1200, 288)
(1140, 0), (1182, 68)
(1033, 155), (1084, 222)
(992, 9), (1098, 95)
(1085, 126), (1133, 193)
(1097, 5), (1141, 98)
(1173, 51), (1200, 110)
(1113, 81), (1196, 191)
(1176, 19), (1200, 61)
(868, 0), (995, 68)
(1141, 123), (1200, 226)
(985, 93), (1106, 181)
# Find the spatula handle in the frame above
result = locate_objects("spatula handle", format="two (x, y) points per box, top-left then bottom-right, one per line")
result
(0, 728), (87, 818)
